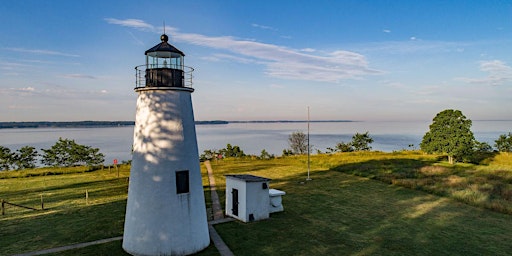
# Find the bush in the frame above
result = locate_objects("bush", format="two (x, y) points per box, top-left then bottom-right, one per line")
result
(495, 133), (512, 152)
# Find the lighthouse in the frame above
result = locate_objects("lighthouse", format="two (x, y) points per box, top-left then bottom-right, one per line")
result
(123, 34), (210, 255)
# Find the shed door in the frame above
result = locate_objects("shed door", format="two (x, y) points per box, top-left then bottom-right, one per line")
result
(231, 188), (239, 216)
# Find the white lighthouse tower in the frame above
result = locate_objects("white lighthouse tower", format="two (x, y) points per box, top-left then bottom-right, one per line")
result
(123, 34), (210, 256)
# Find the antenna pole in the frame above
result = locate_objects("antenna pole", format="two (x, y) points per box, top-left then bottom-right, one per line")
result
(307, 106), (311, 181)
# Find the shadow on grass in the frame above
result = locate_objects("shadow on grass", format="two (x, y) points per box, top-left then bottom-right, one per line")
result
(2, 178), (129, 212)
(329, 157), (512, 214)
(0, 199), (127, 256)
(214, 162), (512, 256)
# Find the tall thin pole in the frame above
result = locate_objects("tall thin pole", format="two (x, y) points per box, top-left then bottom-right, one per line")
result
(307, 106), (311, 181)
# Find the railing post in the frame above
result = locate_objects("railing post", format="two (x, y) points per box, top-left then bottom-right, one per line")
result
(1, 199), (5, 215)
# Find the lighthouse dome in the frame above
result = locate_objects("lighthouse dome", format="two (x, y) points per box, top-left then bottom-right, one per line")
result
(145, 34), (185, 58)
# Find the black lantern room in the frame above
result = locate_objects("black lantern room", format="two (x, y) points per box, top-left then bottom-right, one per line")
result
(135, 34), (193, 89)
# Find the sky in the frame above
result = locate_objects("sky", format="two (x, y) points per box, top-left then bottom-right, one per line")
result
(1, 0), (512, 122)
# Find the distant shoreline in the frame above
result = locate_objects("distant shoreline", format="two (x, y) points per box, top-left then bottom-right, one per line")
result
(0, 120), (355, 129)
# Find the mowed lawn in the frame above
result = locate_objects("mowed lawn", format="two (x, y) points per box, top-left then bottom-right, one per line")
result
(0, 152), (511, 255)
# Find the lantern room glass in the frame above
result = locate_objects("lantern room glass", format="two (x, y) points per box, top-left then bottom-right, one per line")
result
(146, 54), (183, 70)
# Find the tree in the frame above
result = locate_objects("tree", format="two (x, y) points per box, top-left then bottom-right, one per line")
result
(474, 141), (493, 153)
(219, 144), (246, 158)
(288, 131), (308, 155)
(335, 141), (354, 152)
(200, 149), (218, 161)
(0, 146), (13, 171)
(495, 133), (512, 152)
(12, 146), (38, 170)
(351, 132), (374, 151)
(259, 149), (274, 160)
(420, 109), (475, 164)
(282, 149), (294, 156)
(41, 138), (105, 167)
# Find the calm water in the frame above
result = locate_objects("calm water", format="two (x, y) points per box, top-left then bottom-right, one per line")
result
(0, 121), (510, 164)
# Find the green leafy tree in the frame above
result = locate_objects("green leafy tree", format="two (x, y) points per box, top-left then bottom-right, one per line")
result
(495, 133), (512, 152)
(474, 141), (493, 153)
(41, 138), (105, 167)
(200, 149), (218, 161)
(351, 132), (374, 151)
(282, 149), (294, 156)
(288, 131), (308, 155)
(12, 146), (38, 170)
(420, 109), (475, 164)
(259, 149), (274, 160)
(0, 146), (14, 171)
(219, 144), (246, 158)
(335, 141), (354, 152)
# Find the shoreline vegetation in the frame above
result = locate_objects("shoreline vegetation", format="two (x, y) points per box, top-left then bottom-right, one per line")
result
(0, 120), (355, 129)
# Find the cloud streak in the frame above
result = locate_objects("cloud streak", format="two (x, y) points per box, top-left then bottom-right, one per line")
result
(106, 18), (381, 82)
(104, 18), (155, 31)
(60, 74), (97, 79)
(457, 60), (512, 86)
(252, 23), (277, 31)
(177, 32), (380, 82)
(5, 47), (80, 57)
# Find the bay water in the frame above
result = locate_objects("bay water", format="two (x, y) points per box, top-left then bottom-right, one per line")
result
(0, 120), (510, 165)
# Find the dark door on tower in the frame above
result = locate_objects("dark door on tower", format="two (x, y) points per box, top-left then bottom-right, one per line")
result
(232, 188), (239, 216)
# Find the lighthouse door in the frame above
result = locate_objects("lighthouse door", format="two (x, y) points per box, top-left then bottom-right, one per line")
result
(231, 188), (239, 216)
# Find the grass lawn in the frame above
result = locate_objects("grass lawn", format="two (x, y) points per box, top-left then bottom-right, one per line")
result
(1, 152), (512, 255)
(209, 153), (512, 256)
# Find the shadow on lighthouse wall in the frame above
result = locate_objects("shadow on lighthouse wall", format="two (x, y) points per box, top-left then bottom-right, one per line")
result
(132, 89), (198, 166)
(129, 88), (201, 189)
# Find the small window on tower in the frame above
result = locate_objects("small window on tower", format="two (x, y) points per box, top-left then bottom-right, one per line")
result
(176, 170), (190, 194)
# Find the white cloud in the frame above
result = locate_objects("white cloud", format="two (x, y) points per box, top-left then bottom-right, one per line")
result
(5, 47), (80, 57)
(251, 23), (277, 31)
(457, 60), (512, 86)
(0, 87), (37, 96)
(60, 74), (97, 79)
(300, 48), (316, 52)
(106, 18), (381, 83)
(104, 18), (155, 31)
(355, 40), (471, 55)
(383, 29), (391, 33)
(203, 53), (257, 64)
(173, 30), (380, 82)
(20, 87), (35, 92)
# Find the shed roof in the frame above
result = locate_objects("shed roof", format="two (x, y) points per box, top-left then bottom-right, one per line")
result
(225, 174), (271, 182)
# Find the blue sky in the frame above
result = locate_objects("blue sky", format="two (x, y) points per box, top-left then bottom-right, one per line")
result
(1, 0), (511, 122)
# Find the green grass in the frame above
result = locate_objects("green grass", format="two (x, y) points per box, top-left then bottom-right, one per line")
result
(327, 151), (512, 214)
(0, 165), (131, 255)
(1, 152), (512, 255)
(209, 153), (512, 255)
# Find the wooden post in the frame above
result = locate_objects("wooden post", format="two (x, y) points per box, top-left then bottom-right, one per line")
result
(40, 194), (44, 210)
(1, 199), (5, 215)
(86, 190), (89, 205)
(116, 165), (119, 178)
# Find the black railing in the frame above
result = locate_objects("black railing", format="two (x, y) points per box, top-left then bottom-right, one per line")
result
(135, 64), (194, 89)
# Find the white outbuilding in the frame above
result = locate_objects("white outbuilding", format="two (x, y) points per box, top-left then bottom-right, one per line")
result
(225, 174), (285, 223)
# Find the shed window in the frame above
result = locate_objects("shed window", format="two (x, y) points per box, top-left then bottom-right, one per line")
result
(176, 170), (189, 194)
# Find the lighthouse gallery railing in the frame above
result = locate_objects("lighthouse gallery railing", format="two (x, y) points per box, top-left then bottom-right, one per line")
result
(135, 64), (194, 89)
